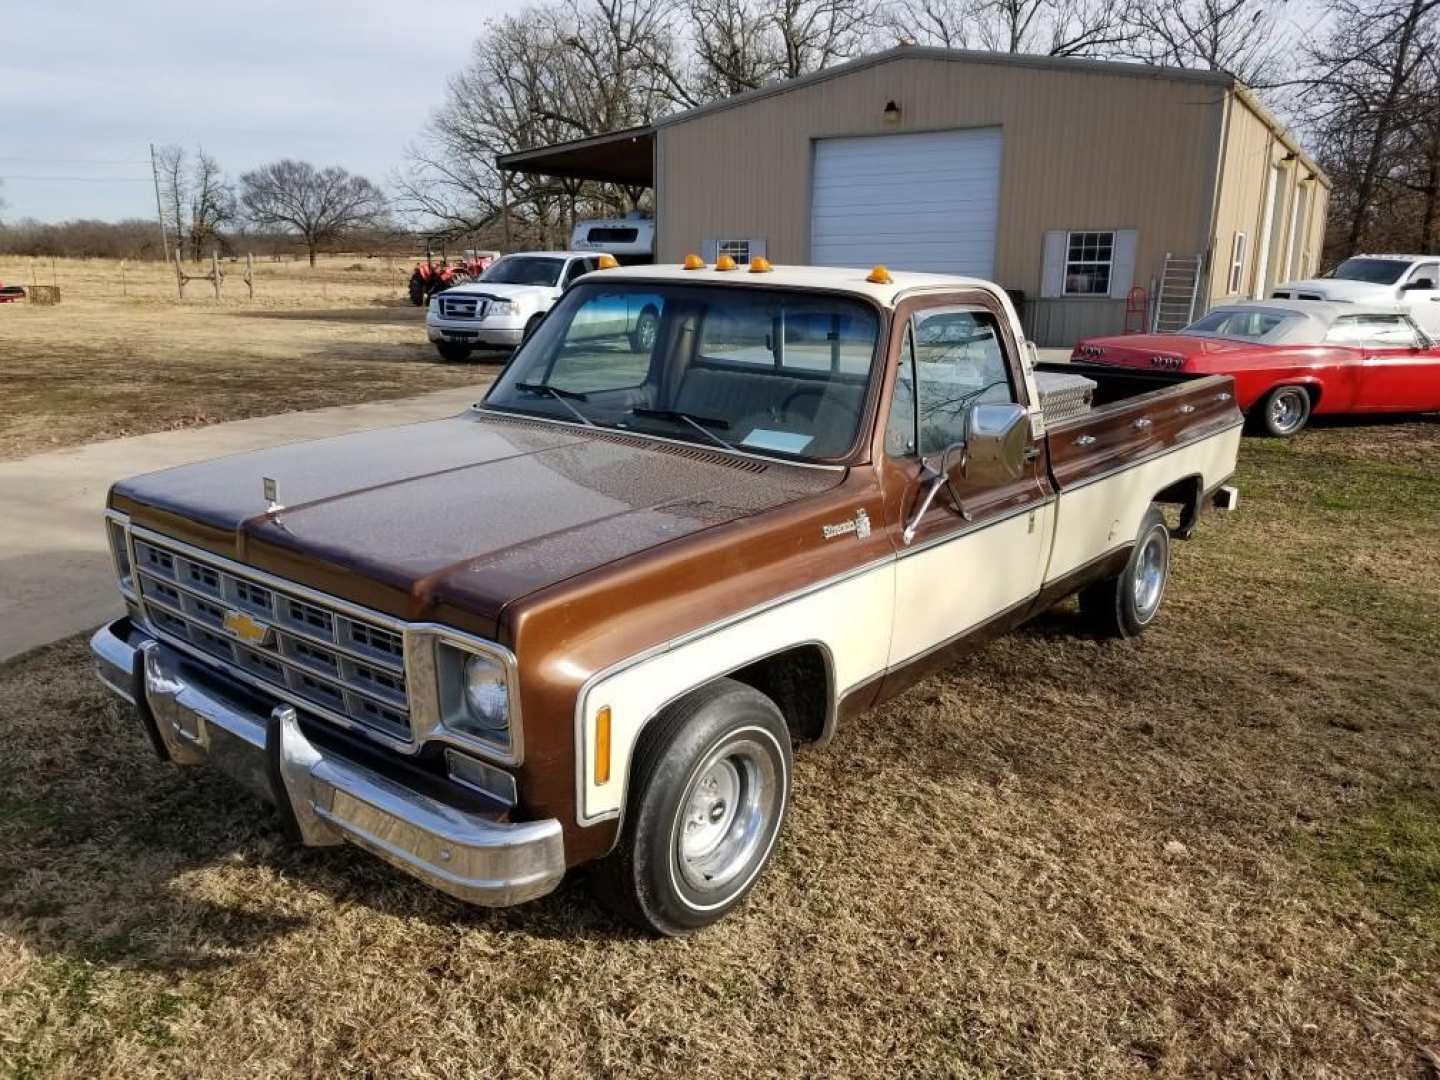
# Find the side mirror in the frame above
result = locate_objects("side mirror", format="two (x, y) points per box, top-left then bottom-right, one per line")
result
(944, 402), (1031, 489)
(1402, 278), (1435, 291)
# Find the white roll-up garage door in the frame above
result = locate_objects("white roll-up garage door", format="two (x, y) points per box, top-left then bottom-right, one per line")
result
(810, 128), (1002, 277)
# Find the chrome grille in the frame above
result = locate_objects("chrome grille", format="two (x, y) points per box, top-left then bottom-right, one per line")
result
(132, 535), (411, 739)
(439, 294), (486, 319)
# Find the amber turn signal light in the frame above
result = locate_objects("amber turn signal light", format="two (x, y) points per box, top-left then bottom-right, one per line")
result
(715, 255), (738, 271)
(866, 265), (893, 284)
(683, 253), (705, 270)
(595, 706), (612, 785)
(596, 254), (619, 269)
(749, 257), (773, 273)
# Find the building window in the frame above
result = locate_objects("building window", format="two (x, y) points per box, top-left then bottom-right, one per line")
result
(1063, 231), (1114, 295)
(1228, 232), (1247, 295)
(717, 239), (752, 265)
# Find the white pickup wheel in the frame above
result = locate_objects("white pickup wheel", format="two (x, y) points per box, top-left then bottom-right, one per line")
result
(1079, 504), (1171, 638)
(591, 678), (792, 936)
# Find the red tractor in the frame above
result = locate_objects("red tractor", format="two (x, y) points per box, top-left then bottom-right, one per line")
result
(407, 247), (498, 306)
(0, 283), (25, 303)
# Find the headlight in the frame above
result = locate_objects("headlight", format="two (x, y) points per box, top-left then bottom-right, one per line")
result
(487, 299), (517, 317)
(428, 297), (439, 312)
(461, 653), (509, 733)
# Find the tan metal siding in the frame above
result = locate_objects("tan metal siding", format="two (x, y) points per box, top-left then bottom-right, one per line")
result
(1208, 94), (1332, 302)
(658, 57), (1223, 314)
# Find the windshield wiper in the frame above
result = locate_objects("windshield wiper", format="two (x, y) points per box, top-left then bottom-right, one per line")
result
(514, 381), (593, 426)
(629, 407), (737, 451)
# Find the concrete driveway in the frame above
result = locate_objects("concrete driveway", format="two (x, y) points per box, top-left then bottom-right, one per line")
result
(0, 384), (484, 662)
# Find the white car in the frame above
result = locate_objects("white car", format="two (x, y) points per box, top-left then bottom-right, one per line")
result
(426, 251), (605, 360)
(1272, 254), (1440, 335)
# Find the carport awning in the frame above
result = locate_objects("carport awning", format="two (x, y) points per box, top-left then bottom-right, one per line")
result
(496, 126), (655, 187)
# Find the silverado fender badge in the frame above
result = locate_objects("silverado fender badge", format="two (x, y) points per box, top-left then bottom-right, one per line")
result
(823, 508), (871, 541)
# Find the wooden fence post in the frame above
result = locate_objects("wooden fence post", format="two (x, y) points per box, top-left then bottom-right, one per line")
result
(212, 250), (221, 300)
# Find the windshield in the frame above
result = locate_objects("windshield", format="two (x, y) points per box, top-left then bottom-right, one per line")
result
(1326, 258), (1408, 285)
(483, 282), (882, 461)
(481, 256), (565, 287)
(1183, 308), (1293, 340)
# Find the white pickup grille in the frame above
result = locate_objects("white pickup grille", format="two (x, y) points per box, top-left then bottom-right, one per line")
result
(439, 294), (486, 319)
(132, 535), (411, 739)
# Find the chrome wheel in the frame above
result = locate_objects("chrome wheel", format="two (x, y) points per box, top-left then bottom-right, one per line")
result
(1267, 388), (1308, 436)
(674, 735), (780, 896)
(634, 311), (658, 352)
(1132, 525), (1169, 622)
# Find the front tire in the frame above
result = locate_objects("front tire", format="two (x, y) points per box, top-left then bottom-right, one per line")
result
(592, 678), (792, 936)
(1256, 385), (1311, 437)
(435, 342), (472, 362)
(1080, 504), (1170, 638)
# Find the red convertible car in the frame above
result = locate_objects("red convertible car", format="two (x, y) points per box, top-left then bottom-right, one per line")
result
(1072, 300), (1440, 436)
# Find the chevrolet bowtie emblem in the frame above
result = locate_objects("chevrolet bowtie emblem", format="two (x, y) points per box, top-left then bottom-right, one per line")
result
(222, 609), (274, 646)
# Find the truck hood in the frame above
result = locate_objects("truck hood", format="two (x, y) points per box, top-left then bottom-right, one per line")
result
(443, 282), (555, 304)
(1272, 278), (1378, 301)
(110, 411), (842, 638)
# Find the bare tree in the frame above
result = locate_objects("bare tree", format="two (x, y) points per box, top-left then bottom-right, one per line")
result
(768, 0), (879, 77)
(1128, 0), (1290, 84)
(1298, 0), (1439, 255)
(187, 149), (234, 262)
(155, 144), (188, 255)
(239, 160), (388, 266)
(885, 0), (1135, 56)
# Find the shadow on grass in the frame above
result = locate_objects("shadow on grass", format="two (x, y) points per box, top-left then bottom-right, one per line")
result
(0, 639), (636, 982)
(227, 305), (424, 325)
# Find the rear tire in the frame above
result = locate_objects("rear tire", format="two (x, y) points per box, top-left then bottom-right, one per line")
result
(1255, 385), (1311, 437)
(1079, 504), (1170, 639)
(591, 678), (792, 936)
(408, 271), (425, 306)
(435, 342), (472, 362)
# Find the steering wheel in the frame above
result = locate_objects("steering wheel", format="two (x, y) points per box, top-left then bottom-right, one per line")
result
(780, 387), (824, 416)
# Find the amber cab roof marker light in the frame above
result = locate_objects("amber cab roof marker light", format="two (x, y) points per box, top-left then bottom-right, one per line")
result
(715, 255), (738, 271)
(749, 256), (773, 273)
(866, 265), (893, 284)
(682, 253), (706, 270)
(596, 253), (620, 269)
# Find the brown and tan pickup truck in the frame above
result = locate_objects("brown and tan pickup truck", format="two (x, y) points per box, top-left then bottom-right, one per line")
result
(91, 261), (1242, 934)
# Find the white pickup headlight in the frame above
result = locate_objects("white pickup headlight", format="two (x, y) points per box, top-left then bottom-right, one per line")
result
(487, 299), (518, 317)
(428, 297), (440, 312)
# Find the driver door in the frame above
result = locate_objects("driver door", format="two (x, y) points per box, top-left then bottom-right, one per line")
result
(1400, 262), (1440, 336)
(882, 302), (1054, 672)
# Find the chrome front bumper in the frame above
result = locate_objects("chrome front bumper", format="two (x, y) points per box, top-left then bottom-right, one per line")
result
(426, 320), (525, 346)
(90, 618), (565, 907)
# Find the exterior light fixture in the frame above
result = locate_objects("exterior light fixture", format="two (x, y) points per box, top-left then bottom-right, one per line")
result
(883, 100), (901, 124)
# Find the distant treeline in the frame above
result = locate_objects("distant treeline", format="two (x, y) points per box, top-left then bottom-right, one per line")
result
(0, 219), (422, 261)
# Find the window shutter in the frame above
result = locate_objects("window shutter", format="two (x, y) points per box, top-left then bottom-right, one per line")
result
(749, 238), (766, 260)
(701, 238), (719, 262)
(1041, 231), (1067, 298)
(1108, 230), (1138, 299)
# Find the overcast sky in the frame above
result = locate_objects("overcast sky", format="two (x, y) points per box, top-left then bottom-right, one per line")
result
(0, 0), (529, 223)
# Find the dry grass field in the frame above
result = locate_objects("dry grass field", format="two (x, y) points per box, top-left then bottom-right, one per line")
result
(1, 418), (1437, 1078)
(0, 256), (491, 460)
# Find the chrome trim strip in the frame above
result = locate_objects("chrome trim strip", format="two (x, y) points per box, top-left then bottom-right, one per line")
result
(470, 406), (850, 472)
(895, 496), (1055, 559)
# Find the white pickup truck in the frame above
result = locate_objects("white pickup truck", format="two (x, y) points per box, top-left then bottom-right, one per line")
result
(1273, 254), (1440, 335)
(94, 261), (1244, 934)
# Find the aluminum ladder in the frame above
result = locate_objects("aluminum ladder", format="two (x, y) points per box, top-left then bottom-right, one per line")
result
(1151, 252), (1203, 332)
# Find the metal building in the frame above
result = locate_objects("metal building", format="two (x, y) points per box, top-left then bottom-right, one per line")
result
(500, 46), (1330, 346)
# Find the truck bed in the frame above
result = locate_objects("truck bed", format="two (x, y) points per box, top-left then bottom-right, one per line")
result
(1037, 362), (1244, 491)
